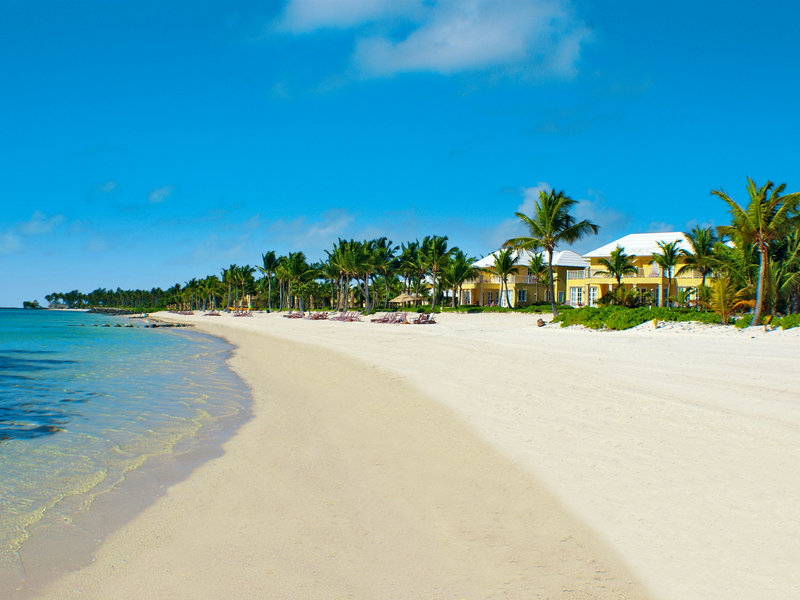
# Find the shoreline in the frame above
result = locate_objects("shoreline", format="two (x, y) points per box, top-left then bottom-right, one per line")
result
(2, 321), (251, 600)
(39, 313), (652, 599)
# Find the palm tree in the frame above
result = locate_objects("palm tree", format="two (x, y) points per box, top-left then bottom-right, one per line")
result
(707, 276), (743, 324)
(772, 230), (800, 314)
(442, 249), (478, 307)
(283, 251), (313, 310)
(714, 178), (800, 326)
(676, 226), (717, 287)
(399, 241), (424, 294)
(652, 241), (681, 307)
(490, 248), (519, 307)
(221, 264), (237, 309)
(421, 235), (452, 310)
(505, 189), (598, 316)
(525, 251), (549, 302)
(371, 237), (398, 308)
(257, 251), (280, 312)
(595, 246), (638, 290)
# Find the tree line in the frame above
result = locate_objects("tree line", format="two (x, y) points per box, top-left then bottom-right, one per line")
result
(43, 177), (799, 328)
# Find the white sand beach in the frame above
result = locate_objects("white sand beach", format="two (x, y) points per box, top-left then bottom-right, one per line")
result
(40, 311), (800, 600)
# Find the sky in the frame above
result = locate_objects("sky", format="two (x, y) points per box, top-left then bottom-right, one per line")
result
(1, 0), (798, 306)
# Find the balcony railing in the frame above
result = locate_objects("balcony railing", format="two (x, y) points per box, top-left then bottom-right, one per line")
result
(568, 267), (706, 281)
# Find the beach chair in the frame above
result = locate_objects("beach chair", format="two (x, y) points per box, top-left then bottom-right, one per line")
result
(371, 312), (391, 323)
(413, 313), (436, 324)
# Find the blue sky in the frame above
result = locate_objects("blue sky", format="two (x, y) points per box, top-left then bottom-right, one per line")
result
(1, 0), (798, 306)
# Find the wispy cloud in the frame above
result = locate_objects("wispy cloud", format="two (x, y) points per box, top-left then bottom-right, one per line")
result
(276, 0), (422, 33)
(276, 0), (590, 79)
(0, 210), (66, 254)
(18, 210), (65, 235)
(0, 231), (21, 254)
(148, 185), (174, 204)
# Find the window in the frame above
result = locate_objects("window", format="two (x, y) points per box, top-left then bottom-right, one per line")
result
(569, 287), (583, 306)
(517, 289), (527, 303)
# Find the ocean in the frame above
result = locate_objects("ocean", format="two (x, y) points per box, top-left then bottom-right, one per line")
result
(0, 308), (251, 596)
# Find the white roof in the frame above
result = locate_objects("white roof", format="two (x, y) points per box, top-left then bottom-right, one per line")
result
(473, 248), (589, 269)
(583, 232), (690, 258)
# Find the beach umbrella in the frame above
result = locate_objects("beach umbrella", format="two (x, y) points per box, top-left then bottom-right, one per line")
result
(389, 292), (414, 304)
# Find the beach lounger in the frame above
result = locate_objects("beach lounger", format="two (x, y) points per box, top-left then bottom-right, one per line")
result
(305, 311), (329, 320)
(371, 312), (391, 323)
(413, 313), (436, 324)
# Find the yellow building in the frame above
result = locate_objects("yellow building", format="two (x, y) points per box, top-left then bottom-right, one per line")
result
(565, 232), (704, 307)
(461, 249), (589, 307)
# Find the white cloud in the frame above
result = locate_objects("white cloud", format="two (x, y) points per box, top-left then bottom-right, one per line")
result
(97, 180), (117, 194)
(645, 221), (676, 233)
(148, 186), (174, 204)
(0, 210), (65, 254)
(277, 0), (421, 32)
(353, 0), (588, 77)
(18, 210), (65, 235)
(517, 182), (551, 214)
(0, 231), (21, 254)
(276, 0), (589, 78)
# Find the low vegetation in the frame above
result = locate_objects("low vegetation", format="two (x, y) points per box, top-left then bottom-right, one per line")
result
(553, 306), (721, 330)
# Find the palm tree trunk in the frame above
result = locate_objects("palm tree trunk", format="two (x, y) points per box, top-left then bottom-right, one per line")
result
(547, 251), (558, 316)
(751, 247), (767, 326)
(431, 271), (437, 310)
(267, 276), (273, 312)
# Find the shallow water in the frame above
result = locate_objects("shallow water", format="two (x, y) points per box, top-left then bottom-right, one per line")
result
(0, 309), (250, 596)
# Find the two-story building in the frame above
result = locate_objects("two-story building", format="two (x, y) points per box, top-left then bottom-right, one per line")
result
(565, 232), (704, 307)
(461, 249), (589, 307)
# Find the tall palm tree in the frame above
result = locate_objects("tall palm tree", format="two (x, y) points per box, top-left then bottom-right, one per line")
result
(221, 264), (237, 309)
(442, 249), (478, 307)
(676, 226), (717, 288)
(525, 251), (550, 302)
(283, 251), (313, 310)
(421, 235), (452, 310)
(258, 251), (280, 312)
(595, 246), (638, 290)
(652, 240), (681, 307)
(505, 189), (598, 316)
(714, 178), (800, 326)
(399, 241), (424, 294)
(490, 248), (519, 307)
(371, 237), (398, 308)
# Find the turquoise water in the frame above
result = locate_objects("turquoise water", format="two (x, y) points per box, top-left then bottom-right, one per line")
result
(0, 309), (250, 595)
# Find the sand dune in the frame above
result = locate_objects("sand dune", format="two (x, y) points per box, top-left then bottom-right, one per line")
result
(41, 311), (800, 599)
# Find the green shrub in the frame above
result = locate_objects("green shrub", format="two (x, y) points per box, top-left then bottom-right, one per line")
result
(767, 314), (800, 329)
(734, 315), (752, 329)
(552, 306), (721, 330)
